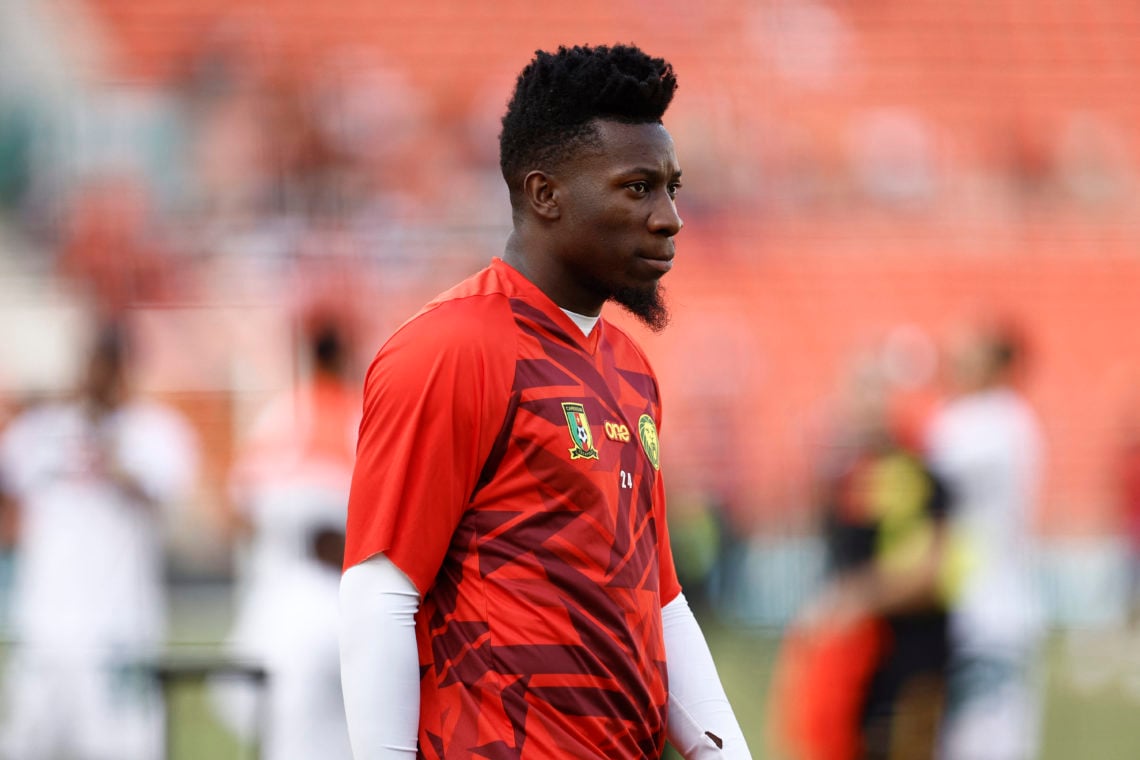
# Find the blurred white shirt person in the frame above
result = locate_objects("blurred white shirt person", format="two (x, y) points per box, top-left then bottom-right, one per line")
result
(0, 325), (198, 760)
(927, 321), (1044, 760)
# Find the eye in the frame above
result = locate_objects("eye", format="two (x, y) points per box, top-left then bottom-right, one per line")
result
(627, 181), (650, 195)
(667, 182), (682, 199)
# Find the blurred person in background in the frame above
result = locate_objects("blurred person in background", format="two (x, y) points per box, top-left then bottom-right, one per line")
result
(0, 322), (199, 760)
(1113, 411), (1140, 627)
(771, 353), (952, 760)
(211, 316), (359, 759)
(339, 43), (750, 759)
(926, 319), (1045, 760)
(223, 316), (360, 605)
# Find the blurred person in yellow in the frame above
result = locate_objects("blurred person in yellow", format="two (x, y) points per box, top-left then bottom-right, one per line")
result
(771, 353), (952, 760)
(926, 319), (1045, 760)
(211, 317), (359, 760)
(0, 322), (199, 760)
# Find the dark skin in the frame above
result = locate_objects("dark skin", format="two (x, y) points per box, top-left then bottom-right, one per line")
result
(502, 119), (683, 326)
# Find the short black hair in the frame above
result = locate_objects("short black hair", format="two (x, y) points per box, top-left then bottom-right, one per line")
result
(499, 44), (677, 195)
(311, 321), (347, 375)
(984, 320), (1027, 375)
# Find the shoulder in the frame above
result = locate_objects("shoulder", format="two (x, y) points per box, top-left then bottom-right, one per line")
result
(949, 389), (1037, 430)
(387, 265), (517, 352)
(362, 268), (520, 398)
(380, 290), (517, 368)
(2, 402), (73, 441)
(1000, 389), (1040, 423)
(997, 390), (1044, 446)
(122, 400), (198, 444)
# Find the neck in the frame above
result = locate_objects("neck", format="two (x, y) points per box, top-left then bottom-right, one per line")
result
(501, 230), (532, 282)
(502, 230), (603, 317)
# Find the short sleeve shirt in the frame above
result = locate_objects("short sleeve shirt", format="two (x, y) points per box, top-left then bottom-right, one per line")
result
(345, 258), (681, 759)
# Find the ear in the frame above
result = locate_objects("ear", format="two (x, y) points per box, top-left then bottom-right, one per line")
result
(522, 170), (561, 221)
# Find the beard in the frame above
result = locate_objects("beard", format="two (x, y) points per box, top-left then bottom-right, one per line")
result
(611, 281), (670, 333)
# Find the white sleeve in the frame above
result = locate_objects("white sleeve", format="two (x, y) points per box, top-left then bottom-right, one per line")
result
(339, 554), (422, 758)
(663, 593), (752, 759)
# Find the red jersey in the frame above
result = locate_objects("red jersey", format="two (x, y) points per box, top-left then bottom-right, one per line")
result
(345, 258), (681, 758)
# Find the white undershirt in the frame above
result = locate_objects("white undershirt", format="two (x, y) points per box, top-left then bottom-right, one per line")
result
(561, 308), (599, 337)
(339, 555), (751, 758)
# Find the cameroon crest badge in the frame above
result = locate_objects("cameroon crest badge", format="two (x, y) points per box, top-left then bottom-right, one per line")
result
(562, 402), (599, 460)
(638, 414), (660, 471)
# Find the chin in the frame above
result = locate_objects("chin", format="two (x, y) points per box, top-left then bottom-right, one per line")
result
(611, 282), (670, 332)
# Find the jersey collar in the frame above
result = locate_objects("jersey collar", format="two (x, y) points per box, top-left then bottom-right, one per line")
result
(492, 258), (602, 354)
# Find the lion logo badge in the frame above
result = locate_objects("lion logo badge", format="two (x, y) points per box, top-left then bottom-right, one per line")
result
(638, 414), (660, 471)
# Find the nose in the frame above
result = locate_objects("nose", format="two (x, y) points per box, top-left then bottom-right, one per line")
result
(649, 194), (683, 236)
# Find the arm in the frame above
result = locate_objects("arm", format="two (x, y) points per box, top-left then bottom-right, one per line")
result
(663, 593), (752, 759)
(802, 517), (950, 634)
(851, 522), (949, 617)
(339, 298), (514, 755)
(339, 553), (421, 758)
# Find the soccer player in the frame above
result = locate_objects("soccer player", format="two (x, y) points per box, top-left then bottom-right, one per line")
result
(0, 323), (199, 759)
(339, 44), (750, 758)
(927, 321), (1045, 760)
(214, 319), (359, 760)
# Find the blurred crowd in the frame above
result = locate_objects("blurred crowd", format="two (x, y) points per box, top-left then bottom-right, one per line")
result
(0, 1), (1139, 758)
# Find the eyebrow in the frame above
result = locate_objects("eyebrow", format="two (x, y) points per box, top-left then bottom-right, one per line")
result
(624, 166), (683, 180)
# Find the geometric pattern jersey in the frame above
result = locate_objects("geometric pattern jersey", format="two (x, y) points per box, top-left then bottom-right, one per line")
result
(345, 259), (682, 758)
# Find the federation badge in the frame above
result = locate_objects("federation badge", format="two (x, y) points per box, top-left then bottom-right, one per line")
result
(562, 402), (599, 460)
(638, 414), (660, 470)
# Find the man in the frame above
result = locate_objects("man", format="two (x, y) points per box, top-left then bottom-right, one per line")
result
(214, 319), (358, 760)
(339, 44), (750, 758)
(225, 318), (360, 621)
(0, 323), (199, 759)
(926, 321), (1044, 760)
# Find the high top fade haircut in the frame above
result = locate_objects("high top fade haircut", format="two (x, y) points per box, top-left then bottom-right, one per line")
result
(499, 44), (678, 203)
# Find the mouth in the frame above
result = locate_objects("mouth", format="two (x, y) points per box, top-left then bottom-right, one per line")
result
(638, 255), (674, 275)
